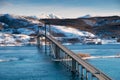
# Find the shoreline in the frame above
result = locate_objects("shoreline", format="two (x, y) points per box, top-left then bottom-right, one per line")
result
(82, 55), (120, 60)
(1, 42), (120, 47)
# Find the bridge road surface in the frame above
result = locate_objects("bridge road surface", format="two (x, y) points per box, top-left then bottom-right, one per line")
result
(43, 34), (112, 80)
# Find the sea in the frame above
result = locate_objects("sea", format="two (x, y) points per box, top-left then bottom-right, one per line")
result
(0, 44), (120, 80)
(65, 44), (120, 80)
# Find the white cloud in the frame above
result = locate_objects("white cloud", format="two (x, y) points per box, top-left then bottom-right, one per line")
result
(1, 3), (120, 18)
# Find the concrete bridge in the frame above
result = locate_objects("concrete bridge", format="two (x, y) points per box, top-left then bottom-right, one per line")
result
(37, 24), (112, 80)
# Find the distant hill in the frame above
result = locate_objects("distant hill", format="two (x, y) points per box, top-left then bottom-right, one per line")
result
(41, 16), (120, 39)
(0, 14), (42, 28)
(0, 14), (43, 35)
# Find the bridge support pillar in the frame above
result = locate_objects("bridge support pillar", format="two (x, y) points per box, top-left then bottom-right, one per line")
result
(54, 45), (60, 59)
(37, 37), (40, 47)
(45, 38), (47, 54)
(45, 24), (47, 54)
(86, 71), (89, 80)
(71, 59), (76, 74)
(91, 74), (94, 80)
(80, 66), (84, 79)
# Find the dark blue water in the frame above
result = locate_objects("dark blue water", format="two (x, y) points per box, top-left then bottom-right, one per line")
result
(0, 44), (120, 80)
(65, 44), (120, 80)
(0, 46), (75, 80)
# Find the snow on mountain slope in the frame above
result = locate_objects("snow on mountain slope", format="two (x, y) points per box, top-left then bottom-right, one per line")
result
(0, 14), (119, 46)
(0, 14), (39, 46)
(17, 28), (35, 35)
(0, 14), (42, 28)
(0, 22), (9, 30)
(49, 25), (119, 44)
(39, 13), (62, 19)
(47, 25), (103, 44)
(0, 22), (5, 26)
(50, 25), (95, 37)
(79, 14), (91, 18)
(83, 19), (96, 26)
(0, 32), (34, 46)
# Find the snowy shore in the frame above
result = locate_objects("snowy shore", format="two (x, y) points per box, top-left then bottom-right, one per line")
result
(0, 33), (37, 46)
(82, 55), (120, 60)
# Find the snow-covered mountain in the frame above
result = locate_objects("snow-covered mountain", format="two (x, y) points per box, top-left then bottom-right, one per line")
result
(50, 25), (95, 37)
(0, 32), (36, 46)
(43, 15), (120, 39)
(45, 25), (102, 44)
(0, 14), (42, 32)
(0, 14), (120, 46)
(39, 13), (62, 19)
(0, 14), (101, 46)
(0, 14), (40, 46)
(79, 14), (91, 18)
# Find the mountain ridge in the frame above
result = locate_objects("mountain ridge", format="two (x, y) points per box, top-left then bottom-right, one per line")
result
(41, 15), (120, 39)
(0, 14), (120, 39)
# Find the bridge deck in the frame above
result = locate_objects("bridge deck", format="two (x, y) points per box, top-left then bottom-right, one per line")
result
(39, 34), (112, 80)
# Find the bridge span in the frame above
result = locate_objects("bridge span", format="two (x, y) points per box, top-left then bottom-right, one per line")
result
(37, 24), (112, 80)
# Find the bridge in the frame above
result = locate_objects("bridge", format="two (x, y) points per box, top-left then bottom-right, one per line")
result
(37, 23), (112, 80)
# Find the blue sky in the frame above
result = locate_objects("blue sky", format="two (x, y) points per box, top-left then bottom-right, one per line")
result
(0, 0), (120, 18)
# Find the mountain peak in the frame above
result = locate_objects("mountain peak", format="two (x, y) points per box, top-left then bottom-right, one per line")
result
(39, 13), (62, 19)
(79, 14), (91, 18)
